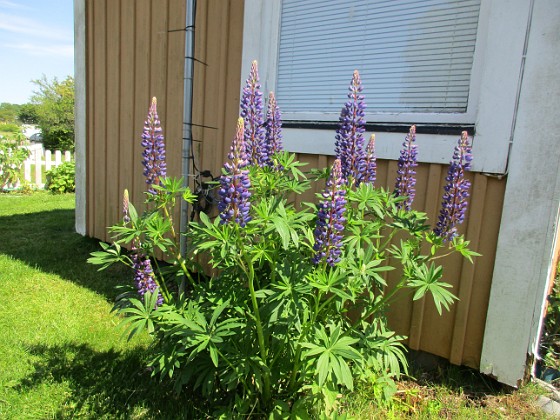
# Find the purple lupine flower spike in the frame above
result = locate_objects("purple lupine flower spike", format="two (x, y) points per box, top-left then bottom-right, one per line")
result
(240, 60), (267, 166)
(394, 125), (418, 210)
(218, 118), (252, 227)
(313, 159), (347, 267)
(265, 91), (283, 162)
(334, 70), (367, 186)
(131, 244), (163, 307)
(433, 131), (473, 242)
(123, 189), (131, 224)
(362, 134), (377, 185)
(141, 97), (167, 194)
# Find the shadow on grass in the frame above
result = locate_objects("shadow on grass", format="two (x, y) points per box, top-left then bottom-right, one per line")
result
(16, 342), (201, 418)
(0, 208), (128, 300)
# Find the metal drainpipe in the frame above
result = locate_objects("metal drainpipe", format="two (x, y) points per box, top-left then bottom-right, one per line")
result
(180, 0), (197, 256)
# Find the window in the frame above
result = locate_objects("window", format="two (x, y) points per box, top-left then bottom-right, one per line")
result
(241, 0), (532, 174)
(277, 0), (481, 117)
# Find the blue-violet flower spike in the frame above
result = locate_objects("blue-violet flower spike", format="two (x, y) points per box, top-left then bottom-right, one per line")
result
(131, 245), (163, 308)
(433, 131), (473, 242)
(394, 125), (418, 210)
(141, 97), (167, 195)
(218, 118), (252, 227)
(240, 60), (267, 166)
(123, 189), (130, 224)
(362, 134), (377, 185)
(313, 159), (347, 267)
(334, 70), (366, 186)
(265, 91), (283, 164)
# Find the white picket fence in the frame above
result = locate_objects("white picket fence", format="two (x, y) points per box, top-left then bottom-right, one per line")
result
(22, 144), (73, 188)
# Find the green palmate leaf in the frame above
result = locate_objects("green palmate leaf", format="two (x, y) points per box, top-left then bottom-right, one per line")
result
(360, 318), (409, 379)
(408, 263), (458, 315)
(302, 324), (361, 390)
(87, 242), (130, 270)
(118, 290), (161, 341)
(183, 187), (197, 204)
(452, 236), (482, 263)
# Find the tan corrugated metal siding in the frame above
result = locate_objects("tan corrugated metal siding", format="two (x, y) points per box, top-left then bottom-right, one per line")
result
(86, 0), (186, 241)
(86, 0), (506, 368)
(190, 0), (245, 188)
(287, 156), (506, 368)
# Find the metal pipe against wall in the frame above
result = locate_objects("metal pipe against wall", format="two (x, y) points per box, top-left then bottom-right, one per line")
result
(180, 0), (197, 255)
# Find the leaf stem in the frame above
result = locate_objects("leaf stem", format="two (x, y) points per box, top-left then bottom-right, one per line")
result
(238, 241), (271, 406)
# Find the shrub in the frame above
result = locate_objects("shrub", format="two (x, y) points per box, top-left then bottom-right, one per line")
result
(0, 138), (30, 190)
(31, 76), (75, 152)
(45, 161), (75, 194)
(89, 63), (478, 417)
(0, 123), (22, 134)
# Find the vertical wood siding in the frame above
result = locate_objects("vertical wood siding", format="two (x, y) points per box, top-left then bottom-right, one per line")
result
(86, 0), (186, 242)
(191, 0), (245, 187)
(86, 0), (506, 368)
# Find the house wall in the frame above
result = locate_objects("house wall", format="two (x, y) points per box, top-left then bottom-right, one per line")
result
(84, 0), (187, 242)
(480, 0), (560, 386)
(82, 0), (507, 369)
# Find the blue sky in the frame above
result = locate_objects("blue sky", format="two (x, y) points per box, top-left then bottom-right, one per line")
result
(0, 0), (74, 104)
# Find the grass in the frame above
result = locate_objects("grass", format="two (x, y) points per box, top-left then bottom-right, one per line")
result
(0, 192), (197, 418)
(0, 191), (554, 419)
(343, 365), (551, 419)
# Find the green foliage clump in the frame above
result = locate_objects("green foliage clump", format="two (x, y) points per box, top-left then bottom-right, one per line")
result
(0, 138), (30, 190)
(0, 123), (22, 135)
(90, 159), (477, 417)
(45, 161), (75, 194)
(0, 102), (22, 124)
(90, 67), (477, 417)
(18, 103), (39, 124)
(31, 76), (75, 152)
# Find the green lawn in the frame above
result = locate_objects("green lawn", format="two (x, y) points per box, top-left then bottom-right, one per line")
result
(0, 192), (552, 419)
(0, 192), (195, 419)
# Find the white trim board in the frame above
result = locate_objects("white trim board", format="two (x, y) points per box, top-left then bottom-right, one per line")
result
(74, 0), (86, 236)
(480, 0), (560, 387)
(241, 0), (531, 174)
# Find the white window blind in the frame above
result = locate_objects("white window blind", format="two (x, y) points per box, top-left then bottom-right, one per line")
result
(276, 0), (481, 115)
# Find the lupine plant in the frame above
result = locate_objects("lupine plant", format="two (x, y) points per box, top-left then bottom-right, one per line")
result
(89, 65), (479, 417)
(141, 97), (167, 195)
(335, 70), (366, 185)
(265, 91), (283, 160)
(362, 134), (377, 185)
(394, 125), (418, 210)
(241, 60), (267, 167)
(433, 131), (473, 242)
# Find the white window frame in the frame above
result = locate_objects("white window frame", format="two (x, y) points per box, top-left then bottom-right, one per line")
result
(241, 0), (533, 174)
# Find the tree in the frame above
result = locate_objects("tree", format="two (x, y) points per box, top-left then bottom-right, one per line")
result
(18, 103), (39, 124)
(0, 103), (21, 124)
(31, 75), (75, 152)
